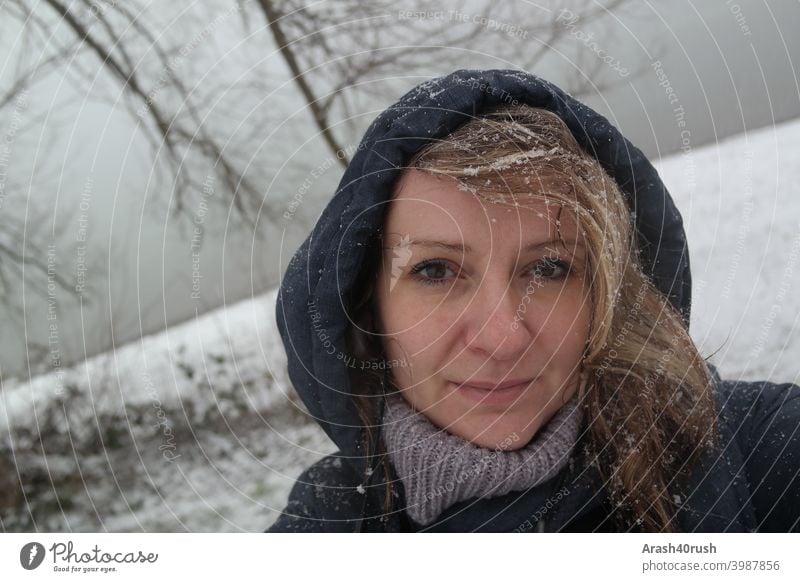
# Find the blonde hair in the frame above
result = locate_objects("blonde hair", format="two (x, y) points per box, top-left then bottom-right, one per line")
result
(347, 104), (720, 531)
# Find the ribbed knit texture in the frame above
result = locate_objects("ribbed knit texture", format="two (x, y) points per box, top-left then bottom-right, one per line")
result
(382, 392), (583, 526)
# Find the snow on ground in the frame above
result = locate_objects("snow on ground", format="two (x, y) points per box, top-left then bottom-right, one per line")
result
(0, 288), (336, 531)
(1, 288), (292, 434)
(653, 117), (800, 385)
(1, 118), (799, 532)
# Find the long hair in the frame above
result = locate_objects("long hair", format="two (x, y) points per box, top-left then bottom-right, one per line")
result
(345, 104), (720, 531)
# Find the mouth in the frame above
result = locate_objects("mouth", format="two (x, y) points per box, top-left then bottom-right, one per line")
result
(448, 378), (536, 406)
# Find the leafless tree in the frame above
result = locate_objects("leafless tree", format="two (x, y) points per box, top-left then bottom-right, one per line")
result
(4, 0), (284, 223)
(254, 0), (644, 168)
(0, 0), (649, 379)
(0, 0), (280, 376)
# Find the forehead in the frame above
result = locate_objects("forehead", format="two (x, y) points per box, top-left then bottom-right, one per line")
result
(384, 169), (581, 245)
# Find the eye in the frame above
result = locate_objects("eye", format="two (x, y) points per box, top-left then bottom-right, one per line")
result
(528, 257), (570, 281)
(409, 259), (459, 287)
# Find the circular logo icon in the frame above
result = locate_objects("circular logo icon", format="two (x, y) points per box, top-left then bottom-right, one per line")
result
(20, 542), (46, 570)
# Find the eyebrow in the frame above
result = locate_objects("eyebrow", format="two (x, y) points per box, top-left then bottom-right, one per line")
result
(398, 238), (584, 253)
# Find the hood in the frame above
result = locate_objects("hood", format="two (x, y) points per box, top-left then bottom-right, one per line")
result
(275, 69), (692, 471)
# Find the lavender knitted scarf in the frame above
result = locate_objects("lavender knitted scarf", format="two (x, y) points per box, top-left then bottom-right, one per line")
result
(382, 392), (583, 526)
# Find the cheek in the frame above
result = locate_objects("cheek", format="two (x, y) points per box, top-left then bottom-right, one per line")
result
(379, 301), (453, 377)
(541, 295), (591, 356)
(381, 290), (454, 345)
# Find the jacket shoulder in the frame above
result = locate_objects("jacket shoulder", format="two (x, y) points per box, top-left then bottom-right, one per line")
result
(716, 376), (800, 532)
(265, 453), (366, 532)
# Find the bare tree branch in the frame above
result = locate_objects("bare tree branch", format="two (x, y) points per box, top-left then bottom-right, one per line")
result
(257, 0), (350, 167)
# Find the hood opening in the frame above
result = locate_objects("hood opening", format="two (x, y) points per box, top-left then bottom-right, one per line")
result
(276, 69), (692, 472)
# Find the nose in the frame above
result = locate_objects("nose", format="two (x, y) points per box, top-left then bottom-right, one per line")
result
(463, 277), (535, 361)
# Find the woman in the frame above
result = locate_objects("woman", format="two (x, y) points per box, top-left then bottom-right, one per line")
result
(268, 69), (800, 532)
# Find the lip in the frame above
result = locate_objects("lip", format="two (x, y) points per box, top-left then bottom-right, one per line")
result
(452, 379), (535, 390)
(449, 378), (535, 405)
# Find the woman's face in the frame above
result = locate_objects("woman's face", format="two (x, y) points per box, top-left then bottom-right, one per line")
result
(375, 169), (591, 450)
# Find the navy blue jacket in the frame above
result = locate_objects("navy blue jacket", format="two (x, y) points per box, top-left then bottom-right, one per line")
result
(268, 69), (800, 532)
